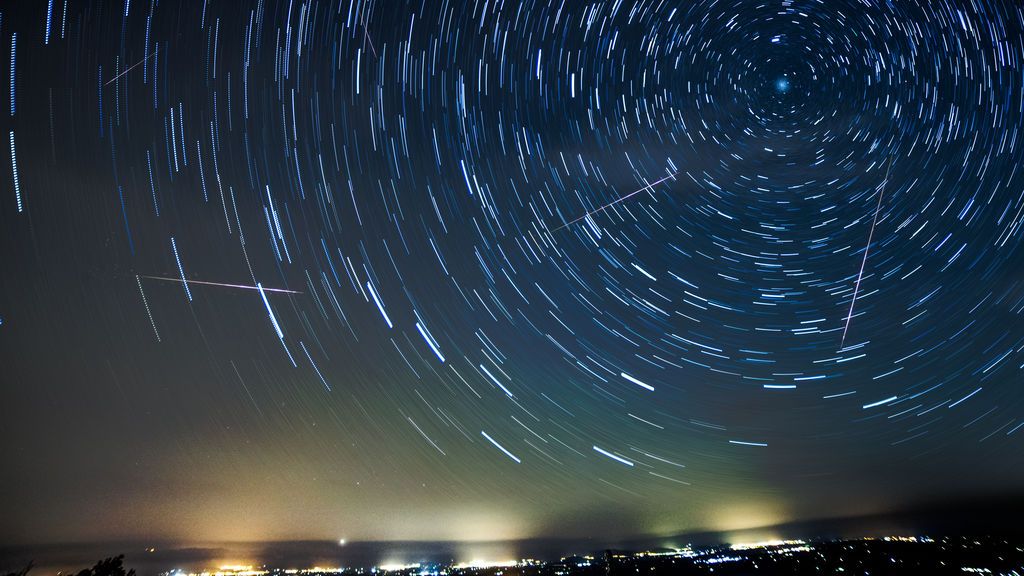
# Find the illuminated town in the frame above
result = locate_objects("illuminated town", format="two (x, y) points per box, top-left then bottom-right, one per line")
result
(159, 536), (1024, 576)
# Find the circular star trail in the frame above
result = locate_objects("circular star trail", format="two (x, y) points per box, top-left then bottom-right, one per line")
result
(2, 0), (1024, 544)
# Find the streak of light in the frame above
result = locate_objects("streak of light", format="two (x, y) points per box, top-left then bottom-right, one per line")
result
(621, 372), (655, 391)
(362, 20), (378, 58)
(593, 445), (634, 466)
(863, 395), (898, 409)
(552, 171), (678, 232)
(841, 160), (892, 347)
(140, 275), (302, 294)
(105, 47), (160, 86)
(481, 431), (521, 463)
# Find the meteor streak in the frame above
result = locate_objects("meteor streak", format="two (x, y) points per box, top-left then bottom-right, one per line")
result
(841, 160), (891, 348)
(105, 47), (160, 86)
(552, 171), (678, 232)
(140, 275), (302, 294)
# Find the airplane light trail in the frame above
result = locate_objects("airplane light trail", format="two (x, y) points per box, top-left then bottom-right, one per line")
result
(841, 160), (891, 348)
(140, 275), (302, 294)
(551, 171), (678, 232)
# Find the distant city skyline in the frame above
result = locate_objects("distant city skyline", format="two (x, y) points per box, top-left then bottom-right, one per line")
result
(5, 533), (1024, 576)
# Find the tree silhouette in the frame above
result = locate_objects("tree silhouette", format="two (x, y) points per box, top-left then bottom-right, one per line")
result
(70, 556), (135, 576)
(3, 556), (134, 576)
(2, 562), (32, 576)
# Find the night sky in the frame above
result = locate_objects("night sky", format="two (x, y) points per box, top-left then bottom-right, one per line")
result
(2, 0), (1024, 550)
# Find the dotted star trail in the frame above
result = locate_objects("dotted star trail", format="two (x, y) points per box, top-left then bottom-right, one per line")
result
(2, 0), (1024, 541)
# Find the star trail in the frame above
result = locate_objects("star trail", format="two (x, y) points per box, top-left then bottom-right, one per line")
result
(1, 0), (1024, 548)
